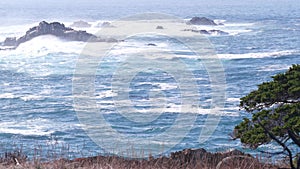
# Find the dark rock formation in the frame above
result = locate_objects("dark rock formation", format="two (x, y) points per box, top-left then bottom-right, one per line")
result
(208, 29), (229, 35)
(187, 17), (217, 25)
(70, 20), (91, 28)
(3, 37), (17, 46)
(183, 28), (229, 35)
(101, 22), (110, 27)
(96, 22), (115, 28)
(100, 21), (114, 28)
(156, 26), (164, 29)
(1, 21), (117, 48)
(147, 43), (157, 46)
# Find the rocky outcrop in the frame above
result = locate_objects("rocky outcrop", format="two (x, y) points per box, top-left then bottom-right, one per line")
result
(70, 20), (91, 28)
(3, 37), (17, 46)
(187, 17), (217, 25)
(208, 29), (229, 35)
(183, 28), (229, 35)
(147, 43), (157, 46)
(98, 21), (114, 28)
(1, 21), (117, 48)
(156, 26), (164, 29)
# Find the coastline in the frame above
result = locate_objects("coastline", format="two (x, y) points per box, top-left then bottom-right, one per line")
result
(0, 1), (299, 168)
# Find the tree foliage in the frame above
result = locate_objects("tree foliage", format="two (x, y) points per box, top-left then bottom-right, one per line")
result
(234, 64), (300, 169)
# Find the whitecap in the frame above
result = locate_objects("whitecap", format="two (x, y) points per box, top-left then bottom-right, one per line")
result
(0, 119), (55, 136)
(0, 23), (38, 42)
(226, 98), (240, 102)
(0, 128), (53, 136)
(20, 95), (45, 101)
(95, 90), (118, 99)
(154, 82), (178, 90)
(0, 93), (16, 99)
(15, 35), (85, 55)
(223, 22), (255, 27)
(213, 19), (226, 25)
(258, 64), (291, 72)
(188, 21), (255, 36)
(217, 50), (298, 59)
(0, 35), (82, 76)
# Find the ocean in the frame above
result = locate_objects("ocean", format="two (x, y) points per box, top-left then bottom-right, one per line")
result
(0, 0), (299, 159)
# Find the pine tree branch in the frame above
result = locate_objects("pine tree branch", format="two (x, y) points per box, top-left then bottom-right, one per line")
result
(257, 119), (296, 169)
(288, 130), (300, 147)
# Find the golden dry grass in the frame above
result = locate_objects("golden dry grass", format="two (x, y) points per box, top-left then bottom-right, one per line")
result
(0, 148), (289, 169)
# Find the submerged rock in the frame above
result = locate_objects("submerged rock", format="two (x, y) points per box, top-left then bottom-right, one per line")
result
(183, 28), (229, 35)
(208, 29), (229, 35)
(147, 43), (157, 46)
(70, 20), (91, 28)
(187, 17), (217, 25)
(156, 25), (164, 29)
(1, 21), (117, 48)
(98, 21), (114, 28)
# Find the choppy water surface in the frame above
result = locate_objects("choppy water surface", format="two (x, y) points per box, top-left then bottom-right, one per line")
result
(0, 0), (299, 159)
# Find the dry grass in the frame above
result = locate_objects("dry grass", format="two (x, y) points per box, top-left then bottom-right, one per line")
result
(0, 147), (289, 169)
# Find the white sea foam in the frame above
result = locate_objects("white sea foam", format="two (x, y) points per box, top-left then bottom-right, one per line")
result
(258, 64), (291, 72)
(0, 93), (47, 101)
(95, 98), (238, 115)
(0, 118), (54, 136)
(218, 50), (298, 59)
(226, 97), (240, 102)
(213, 19), (226, 25)
(66, 20), (109, 34)
(20, 95), (45, 101)
(223, 29), (253, 36)
(154, 82), (178, 90)
(3, 83), (10, 86)
(0, 23), (37, 42)
(0, 128), (51, 136)
(95, 90), (118, 99)
(0, 21), (293, 78)
(0, 93), (16, 99)
(222, 22), (255, 35)
(0, 35), (84, 58)
(15, 35), (85, 55)
(189, 21), (255, 36)
(0, 35), (81, 76)
(223, 22), (255, 27)
(0, 20), (254, 58)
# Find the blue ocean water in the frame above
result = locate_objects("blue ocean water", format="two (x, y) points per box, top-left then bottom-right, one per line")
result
(0, 0), (300, 159)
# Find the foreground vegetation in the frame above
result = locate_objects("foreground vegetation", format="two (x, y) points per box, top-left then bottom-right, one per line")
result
(0, 148), (286, 169)
(234, 64), (300, 169)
